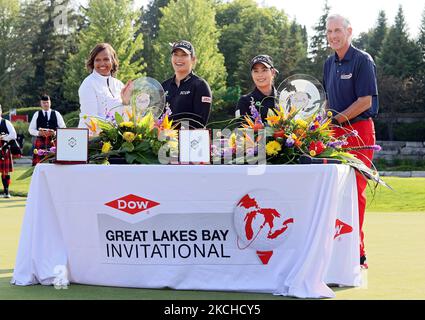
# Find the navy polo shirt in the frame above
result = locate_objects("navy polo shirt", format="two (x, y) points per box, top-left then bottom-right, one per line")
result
(162, 71), (212, 128)
(323, 45), (379, 119)
(236, 87), (278, 122)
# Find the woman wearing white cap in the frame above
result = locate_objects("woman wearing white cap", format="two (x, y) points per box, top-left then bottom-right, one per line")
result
(78, 43), (133, 128)
(161, 40), (212, 128)
(236, 54), (279, 122)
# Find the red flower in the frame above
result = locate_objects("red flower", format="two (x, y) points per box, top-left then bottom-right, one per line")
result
(253, 121), (264, 131)
(309, 141), (326, 155)
(273, 130), (285, 139)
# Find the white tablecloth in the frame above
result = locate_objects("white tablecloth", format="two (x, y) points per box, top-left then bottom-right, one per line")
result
(12, 164), (361, 298)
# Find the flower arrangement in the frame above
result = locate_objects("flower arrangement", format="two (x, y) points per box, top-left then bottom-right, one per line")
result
(86, 107), (178, 164)
(238, 101), (380, 165)
(33, 146), (57, 160)
(232, 101), (387, 187)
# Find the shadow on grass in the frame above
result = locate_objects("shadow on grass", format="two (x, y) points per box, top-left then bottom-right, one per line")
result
(0, 277), (294, 300)
(0, 269), (14, 274)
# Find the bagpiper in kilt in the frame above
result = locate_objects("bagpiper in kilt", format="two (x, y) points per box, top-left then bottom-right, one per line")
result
(32, 135), (56, 166)
(31, 109), (59, 166)
(0, 115), (16, 198)
(0, 140), (13, 176)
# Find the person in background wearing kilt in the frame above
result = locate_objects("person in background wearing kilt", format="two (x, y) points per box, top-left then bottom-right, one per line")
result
(28, 94), (66, 166)
(0, 104), (17, 198)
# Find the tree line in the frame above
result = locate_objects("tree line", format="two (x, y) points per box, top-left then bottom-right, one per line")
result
(1, 0), (425, 135)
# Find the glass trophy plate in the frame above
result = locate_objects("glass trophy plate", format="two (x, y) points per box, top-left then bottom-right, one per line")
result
(278, 74), (326, 119)
(130, 77), (166, 119)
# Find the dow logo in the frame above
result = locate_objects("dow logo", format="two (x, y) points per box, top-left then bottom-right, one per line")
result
(334, 219), (353, 239)
(105, 194), (160, 215)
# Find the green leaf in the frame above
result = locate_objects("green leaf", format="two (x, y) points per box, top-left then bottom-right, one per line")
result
(98, 121), (114, 132)
(17, 166), (35, 181)
(115, 112), (124, 125)
(125, 153), (138, 164)
(120, 142), (134, 152)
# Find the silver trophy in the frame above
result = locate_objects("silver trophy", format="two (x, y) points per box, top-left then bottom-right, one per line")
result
(278, 74), (326, 119)
(130, 77), (166, 119)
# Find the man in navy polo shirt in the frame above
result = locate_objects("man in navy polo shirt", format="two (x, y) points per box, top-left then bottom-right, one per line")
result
(323, 14), (379, 269)
(161, 40), (212, 128)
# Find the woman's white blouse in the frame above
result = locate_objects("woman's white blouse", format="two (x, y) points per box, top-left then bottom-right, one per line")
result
(78, 70), (125, 128)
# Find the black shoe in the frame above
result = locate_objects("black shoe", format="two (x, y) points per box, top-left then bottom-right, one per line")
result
(360, 255), (368, 269)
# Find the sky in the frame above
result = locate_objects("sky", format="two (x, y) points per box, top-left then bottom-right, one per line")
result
(129, 0), (425, 39)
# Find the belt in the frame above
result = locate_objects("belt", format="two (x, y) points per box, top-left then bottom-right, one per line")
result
(341, 116), (371, 126)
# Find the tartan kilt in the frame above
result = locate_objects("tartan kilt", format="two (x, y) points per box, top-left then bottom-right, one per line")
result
(0, 141), (13, 175)
(33, 136), (55, 166)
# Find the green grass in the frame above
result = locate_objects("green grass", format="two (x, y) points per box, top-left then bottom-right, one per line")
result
(1, 200), (424, 300)
(366, 177), (425, 212)
(9, 167), (32, 197)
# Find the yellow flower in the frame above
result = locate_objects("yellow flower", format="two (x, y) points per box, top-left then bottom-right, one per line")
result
(295, 119), (308, 129)
(162, 114), (173, 130)
(266, 140), (282, 156)
(140, 112), (155, 130)
(228, 133), (237, 148)
(119, 121), (134, 129)
(33, 149), (38, 155)
(310, 150), (317, 157)
(101, 141), (112, 153)
(327, 111), (333, 117)
(123, 132), (136, 143)
(136, 134), (143, 140)
(320, 119), (332, 130)
(266, 115), (281, 126)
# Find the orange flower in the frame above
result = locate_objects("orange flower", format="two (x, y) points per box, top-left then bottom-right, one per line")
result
(86, 118), (98, 133)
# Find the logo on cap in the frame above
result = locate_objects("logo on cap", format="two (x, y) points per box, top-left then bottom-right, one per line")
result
(250, 55), (278, 73)
(171, 40), (194, 55)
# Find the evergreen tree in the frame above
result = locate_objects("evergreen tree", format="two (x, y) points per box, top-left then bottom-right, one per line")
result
(13, 0), (80, 111)
(136, 0), (170, 77)
(280, 20), (309, 77)
(415, 6), (425, 111)
(236, 21), (279, 92)
(353, 31), (372, 51)
(378, 6), (421, 79)
(0, 0), (20, 108)
(309, 0), (332, 80)
(216, 0), (257, 87)
(368, 10), (387, 60)
(64, 0), (145, 104)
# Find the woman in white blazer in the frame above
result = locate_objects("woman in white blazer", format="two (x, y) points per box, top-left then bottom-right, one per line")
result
(78, 43), (133, 128)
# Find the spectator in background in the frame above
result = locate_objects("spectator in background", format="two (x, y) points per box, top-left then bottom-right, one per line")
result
(28, 94), (66, 166)
(0, 104), (17, 198)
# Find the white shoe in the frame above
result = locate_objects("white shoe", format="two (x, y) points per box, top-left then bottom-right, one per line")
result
(4, 193), (11, 198)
